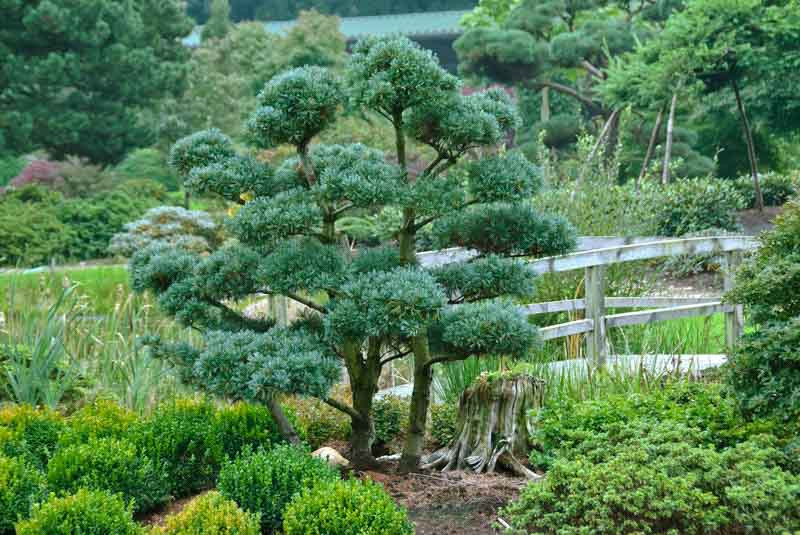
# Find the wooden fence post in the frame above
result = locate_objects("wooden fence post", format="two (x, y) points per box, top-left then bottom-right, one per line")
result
(724, 251), (744, 352)
(584, 265), (607, 366)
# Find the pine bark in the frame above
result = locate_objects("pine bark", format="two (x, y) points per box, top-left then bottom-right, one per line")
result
(266, 396), (301, 445)
(398, 331), (433, 473)
(732, 79), (764, 211)
(662, 93), (678, 185)
(637, 105), (665, 191)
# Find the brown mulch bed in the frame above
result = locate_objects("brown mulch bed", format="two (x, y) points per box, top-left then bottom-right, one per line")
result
(358, 460), (526, 535)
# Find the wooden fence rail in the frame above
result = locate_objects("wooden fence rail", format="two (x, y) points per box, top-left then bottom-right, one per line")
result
(422, 235), (758, 367)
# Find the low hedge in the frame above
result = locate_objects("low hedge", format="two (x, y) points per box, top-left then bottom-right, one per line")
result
(283, 479), (414, 535)
(16, 489), (141, 535)
(0, 454), (46, 533)
(47, 437), (168, 513)
(218, 444), (339, 532)
(150, 492), (260, 535)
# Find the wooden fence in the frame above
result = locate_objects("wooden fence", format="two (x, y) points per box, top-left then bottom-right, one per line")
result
(421, 236), (759, 367)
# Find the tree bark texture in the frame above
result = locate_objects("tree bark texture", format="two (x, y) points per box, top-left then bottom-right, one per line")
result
(422, 375), (544, 479)
(662, 93), (678, 184)
(732, 79), (764, 211)
(637, 105), (665, 191)
(398, 331), (433, 473)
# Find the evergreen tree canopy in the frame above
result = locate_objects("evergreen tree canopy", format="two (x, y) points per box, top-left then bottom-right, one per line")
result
(133, 36), (575, 470)
(0, 0), (193, 164)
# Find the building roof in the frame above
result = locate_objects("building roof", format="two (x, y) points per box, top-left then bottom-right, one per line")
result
(183, 10), (469, 47)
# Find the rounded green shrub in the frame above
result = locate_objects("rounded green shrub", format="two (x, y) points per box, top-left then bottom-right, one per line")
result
(727, 318), (800, 422)
(0, 405), (64, 470)
(734, 172), (798, 208)
(130, 398), (224, 497)
(372, 395), (408, 444)
(115, 148), (180, 191)
(0, 198), (70, 266)
(214, 402), (282, 460)
(429, 402), (458, 447)
(47, 437), (169, 513)
(150, 491), (260, 535)
(217, 444), (338, 531)
(0, 454), (46, 533)
(283, 478), (414, 535)
(282, 391), (351, 450)
(16, 489), (142, 535)
(643, 177), (746, 236)
(59, 399), (138, 447)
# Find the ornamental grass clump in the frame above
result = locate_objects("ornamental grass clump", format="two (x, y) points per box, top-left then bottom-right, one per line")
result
(133, 35), (575, 472)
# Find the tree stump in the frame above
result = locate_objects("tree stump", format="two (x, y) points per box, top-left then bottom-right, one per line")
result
(423, 374), (544, 479)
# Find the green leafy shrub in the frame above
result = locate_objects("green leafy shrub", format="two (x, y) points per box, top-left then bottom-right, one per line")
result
(727, 318), (800, 422)
(150, 491), (261, 535)
(56, 187), (163, 262)
(644, 177), (746, 236)
(214, 402), (281, 460)
(530, 381), (776, 470)
(734, 172), (798, 208)
(283, 478), (414, 535)
(503, 423), (800, 534)
(372, 395), (408, 444)
(429, 402), (458, 447)
(16, 489), (142, 535)
(131, 399), (224, 497)
(217, 444), (338, 531)
(116, 148), (180, 191)
(727, 199), (800, 325)
(725, 200), (800, 421)
(59, 400), (139, 447)
(0, 198), (70, 266)
(0, 454), (46, 533)
(0, 155), (24, 187)
(56, 156), (115, 198)
(282, 390), (351, 449)
(0, 405), (64, 470)
(47, 437), (169, 513)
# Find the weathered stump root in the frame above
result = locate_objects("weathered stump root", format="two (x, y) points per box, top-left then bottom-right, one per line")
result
(423, 374), (543, 479)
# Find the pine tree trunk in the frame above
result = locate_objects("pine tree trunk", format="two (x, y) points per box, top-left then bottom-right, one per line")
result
(423, 375), (544, 479)
(662, 93), (678, 185)
(578, 109), (619, 184)
(344, 340), (381, 469)
(637, 105), (665, 191)
(398, 331), (433, 473)
(540, 86), (550, 122)
(732, 79), (764, 212)
(266, 396), (301, 445)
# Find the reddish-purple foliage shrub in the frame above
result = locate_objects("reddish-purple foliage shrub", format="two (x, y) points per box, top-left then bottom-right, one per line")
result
(9, 160), (64, 190)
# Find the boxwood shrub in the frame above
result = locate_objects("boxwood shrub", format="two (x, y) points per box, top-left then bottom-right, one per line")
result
(130, 398), (224, 497)
(59, 399), (138, 447)
(218, 444), (338, 531)
(47, 437), (169, 513)
(0, 454), (46, 533)
(0, 405), (64, 470)
(16, 489), (141, 535)
(283, 479), (414, 535)
(150, 491), (260, 535)
(214, 402), (282, 460)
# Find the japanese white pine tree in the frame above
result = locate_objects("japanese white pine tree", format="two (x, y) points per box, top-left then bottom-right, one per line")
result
(132, 36), (575, 470)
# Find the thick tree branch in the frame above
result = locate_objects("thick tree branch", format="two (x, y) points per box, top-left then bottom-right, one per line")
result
(581, 60), (606, 80)
(286, 292), (327, 313)
(380, 349), (412, 366)
(529, 80), (602, 112)
(324, 397), (365, 424)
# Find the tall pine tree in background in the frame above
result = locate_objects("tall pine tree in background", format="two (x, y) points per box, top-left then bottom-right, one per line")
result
(133, 36), (575, 470)
(0, 0), (193, 164)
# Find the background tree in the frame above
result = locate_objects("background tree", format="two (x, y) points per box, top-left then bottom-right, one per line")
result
(202, 0), (233, 41)
(152, 12), (346, 148)
(132, 36), (574, 470)
(0, 0), (193, 165)
(601, 0), (800, 206)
